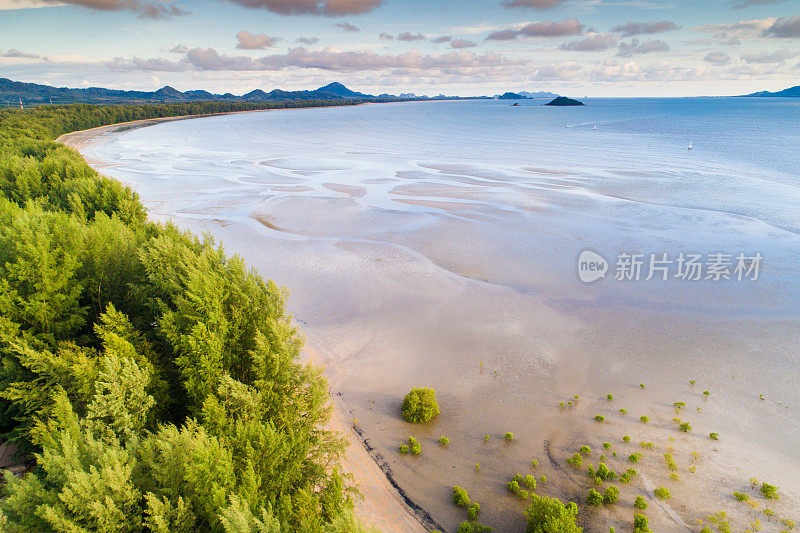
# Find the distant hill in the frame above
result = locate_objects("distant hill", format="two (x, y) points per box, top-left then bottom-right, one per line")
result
(498, 92), (526, 100)
(740, 85), (800, 97)
(518, 90), (559, 99)
(545, 96), (584, 107)
(0, 78), (402, 106)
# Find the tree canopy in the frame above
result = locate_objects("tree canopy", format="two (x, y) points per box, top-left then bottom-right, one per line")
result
(0, 103), (367, 532)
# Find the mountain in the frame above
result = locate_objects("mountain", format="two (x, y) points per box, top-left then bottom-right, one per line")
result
(545, 96), (584, 106)
(518, 90), (559, 99)
(740, 85), (800, 97)
(0, 78), (391, 106)
(498, 92), (526, 100)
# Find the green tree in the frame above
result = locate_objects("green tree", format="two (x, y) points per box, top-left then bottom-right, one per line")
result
(400, 387), (440, 423)
(525, 494), (581, 533)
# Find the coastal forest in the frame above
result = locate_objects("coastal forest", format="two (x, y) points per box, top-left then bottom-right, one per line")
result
(0, 101), (371, 531)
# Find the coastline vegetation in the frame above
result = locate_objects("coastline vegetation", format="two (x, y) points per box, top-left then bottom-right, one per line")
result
(0, 103), (368, 531)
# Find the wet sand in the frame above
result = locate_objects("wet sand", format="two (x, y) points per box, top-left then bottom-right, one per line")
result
(60, 103), (800, 533)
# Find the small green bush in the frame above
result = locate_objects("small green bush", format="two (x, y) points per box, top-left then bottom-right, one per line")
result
(580, 445), (591, 455)
(633, 514), (651, 533)
(410, 442), (422, 455)
(703, 390), (710, 396)
(689, 380), (696, 386)
(603, 442), (612, 449)
(467, 503), (480, 520)
(640, 442), (654, 449)
(507, 480), (520, 494)
(408, 436), (417, 446)
(654, 487), (671, 500)
(623, 435), (631, 443)
(679, 422), (692, 432)
(709, 432), (719, 440)
(540, 475), (546, 483)
(640, 383), (646, 389)
(453, 486), (471, 507)
(640, 415), (649, 423)
(733, 491), (749, 502)
(458, 521), (491, 533)
(524, 475), (537, 490)
(603, 485), (620, 504)
(439, 436), (449, 446)
(531, 459), (539, 468)
(399, 444), (409, 454)
(518, 489), (530, 500)
(760, 482), (779, 500)
(567, 452), (582, 468)
(619, 408), (628, 414)
(607, 394), (614, 400)
(401, 387), (440, 423)
(504, 432), (515, 441)
(524, 495), (580, 532)
(674, 402), (686, 410)
(594, 415), (605, 422)
(763, 508), (774, 517)
(634, 496), (648, 509)
(586, 489), (603, 506)
(629, 453), (641, 463)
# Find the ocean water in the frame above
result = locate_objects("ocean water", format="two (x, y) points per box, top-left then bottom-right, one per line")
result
(87, 98), (800, 319)
(82, 97), (800, 530)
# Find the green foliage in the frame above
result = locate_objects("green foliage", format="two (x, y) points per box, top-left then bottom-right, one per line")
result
(0, 104), (359, 531)
(399, 444), (409, 454)
(467, 503), (481, 520)
(401, 387), (440, 423)
(628, 453), (641, 463)
(594, 415), (605, 422)
(733, 491), (749, 502)
(633, 514), (651, 533)
(709, 432), (719, 440)
(674, 402), (686, 410)
(531, 459), (538, 468)
(580, 445), (591, 455)
(567, 452), (583, 468)
(504, 432), (514, 441)
(654, 487), (671, 500)
(458, 520), (492, 533)
(595, 463), (616, 481)
(703, 390), (710, 396)
(586, 489), (603, 506)
(410, 442), (422, 455)
(619, 408), (628, 414)
(603, 485), (619, 504)
(679, 422), (692, 432)
(453, 486), (471, 507)
(623, 435), (631, 443)
(524, 494), (582, 533)
(640, 442), (654, 449)
(523, 475), (537, 490)
(507, 480), (521, 495)
(634, 496), (648, 509)
(606, 394), (614, 400)
(760, 482), (779, 500)
(438, 436), (449, 446)
(603, 442), (612, 449)
(640, 415), (649, 423)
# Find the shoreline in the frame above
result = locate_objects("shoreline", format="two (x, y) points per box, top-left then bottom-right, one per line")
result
(60, 103), (800, 532)
(57, 109), (429, 533)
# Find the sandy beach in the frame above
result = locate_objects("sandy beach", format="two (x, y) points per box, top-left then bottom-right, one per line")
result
(59, 100), (800, 532)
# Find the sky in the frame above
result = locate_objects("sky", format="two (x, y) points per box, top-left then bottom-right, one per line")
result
(0, 0), (798, 97)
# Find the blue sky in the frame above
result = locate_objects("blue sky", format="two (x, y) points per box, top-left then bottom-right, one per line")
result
(1, 0), (798, 96)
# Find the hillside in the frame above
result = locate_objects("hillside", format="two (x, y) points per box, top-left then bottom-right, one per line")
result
(740, 85), (800, 97)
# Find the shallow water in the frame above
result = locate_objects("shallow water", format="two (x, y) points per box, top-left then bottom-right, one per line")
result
(82, 99), (800, 531)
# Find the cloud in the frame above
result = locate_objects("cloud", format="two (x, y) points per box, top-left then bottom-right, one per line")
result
(762, 15), (800, 38)
(106, 46), (524, 76)
(432, 35), (452, 43)
(25, 0), (187, 18)
(560, 34), (617, 51)
(692, 18), (774, 39)
(451, 39), (477, 49)
(616, 38), (670, 57)
(236, 31), (279, 50)
(105, 56), (186, 71)
(731, 0), (786, 8)
(397, 32), (425, 41)
(223, 0), (381, 16)
(704, 51), (731, 64)
(296, 36), (319, 44)
(741, 49), (796, 63)
(610, 21), (679, 37)
(1, 49), (43, 58)
(168, 44), (189, 53)
(379, 32), (394, 41)
(486, 18), (584, 40)
(502, 0), (566, 9)
(334, 21), (359, 32)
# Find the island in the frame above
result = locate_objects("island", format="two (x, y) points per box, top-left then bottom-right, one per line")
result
(545, 96), (585, 106)
(740, 85), (800, 97)
(498, 92), (526, 100)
